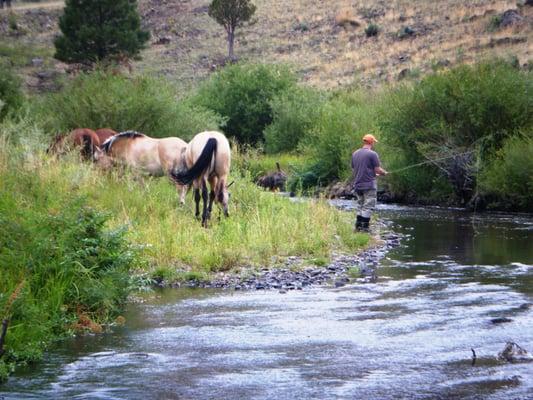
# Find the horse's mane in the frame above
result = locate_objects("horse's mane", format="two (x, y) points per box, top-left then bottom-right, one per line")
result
(101, 130), (145, 153)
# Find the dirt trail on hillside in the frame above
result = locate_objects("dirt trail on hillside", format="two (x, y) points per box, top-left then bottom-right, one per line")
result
(5, 1), (63, 11)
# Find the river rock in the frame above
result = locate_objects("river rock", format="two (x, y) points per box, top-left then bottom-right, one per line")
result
(500, 9), (524, 27)
(491, 317), (513, 324)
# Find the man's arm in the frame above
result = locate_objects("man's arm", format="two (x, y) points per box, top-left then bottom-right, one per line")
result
(375, 166), (388, 176)
(373, 153), (387, 175)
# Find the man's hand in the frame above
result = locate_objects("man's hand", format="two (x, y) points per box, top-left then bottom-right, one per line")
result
(375, 167), (388, 176)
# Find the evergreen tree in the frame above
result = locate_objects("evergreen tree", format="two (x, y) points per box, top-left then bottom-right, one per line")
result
(208, 0), (256, 60)
(54, 0), (150, 65)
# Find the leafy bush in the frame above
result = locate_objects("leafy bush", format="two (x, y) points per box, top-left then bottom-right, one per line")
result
(264, 86), (325, 153)
(379, 60), (532, 203)
(192, 63), (297, 144)
(480, 133), (533, 210)
(365, 23), (379, 37)
(487, 15), (502, 32)
(0, 63), (24, 122)
(294, 90), (379, 188)
(0, 144), (143, 377)
(37, 71), (222, 138)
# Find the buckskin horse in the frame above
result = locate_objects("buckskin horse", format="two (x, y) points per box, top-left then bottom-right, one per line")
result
(95, 131), (189, 204)
(171, 131), (231, 226)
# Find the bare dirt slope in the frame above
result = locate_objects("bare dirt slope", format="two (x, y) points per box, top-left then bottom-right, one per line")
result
(1, 0), (531, 90)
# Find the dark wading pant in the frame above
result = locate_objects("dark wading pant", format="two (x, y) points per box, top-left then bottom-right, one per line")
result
(0, 0), (12, 9)
(355, 189), (377, 219)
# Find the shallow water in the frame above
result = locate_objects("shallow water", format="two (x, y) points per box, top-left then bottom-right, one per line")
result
(2, 204), (533, 400)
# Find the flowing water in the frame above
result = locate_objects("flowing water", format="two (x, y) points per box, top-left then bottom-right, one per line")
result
(2, 205), (533, 400)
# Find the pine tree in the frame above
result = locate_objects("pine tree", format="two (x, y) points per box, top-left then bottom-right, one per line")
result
(54, 0), (150, 65)
(208, 0), (256, 61)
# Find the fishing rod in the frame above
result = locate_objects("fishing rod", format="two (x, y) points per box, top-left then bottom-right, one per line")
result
(386, 150), (476, 175)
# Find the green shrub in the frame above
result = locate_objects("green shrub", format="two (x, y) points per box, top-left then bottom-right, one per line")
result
(264, 86), (325, 153)
(480, 133), (533, 210)
(379, 60), (532, 203)
(294, 90), (379, 188)
(487, 15), (502, 32)
(8, 13), (18, 31)
(0, 64), (24, 122)
(365, 23), (379, 37)
(37, 71), (223, 138)
(0, 145), (143, 376)
(192, 63), (297, 144)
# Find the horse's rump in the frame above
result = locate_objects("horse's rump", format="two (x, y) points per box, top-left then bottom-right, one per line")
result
(172, 138), (218, 185)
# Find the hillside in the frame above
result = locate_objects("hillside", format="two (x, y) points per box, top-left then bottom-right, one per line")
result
(0, 0), (532, 90)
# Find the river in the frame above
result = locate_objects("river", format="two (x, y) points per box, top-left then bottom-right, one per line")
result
(1, 204), (532, 399)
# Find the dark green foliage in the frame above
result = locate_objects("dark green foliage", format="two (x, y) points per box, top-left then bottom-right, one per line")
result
(379, 61), (532, 202)
(0, 63), (23, 122)
(54, 0), (149, 65)
(487, 15), (502, 32)
(264, 87), (325, 153)
(37, 71), (222, 138)
(480, 133), (533, 210)
(365, 23), (379, 37)
(0, 163), (143, 378)
(193, 63), (296, 144)
(293, 91), (379, 188)
(397, 26), (415, 39)
(208, 0), (256, 59)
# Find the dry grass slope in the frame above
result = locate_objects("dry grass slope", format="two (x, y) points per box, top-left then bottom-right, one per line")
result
(0, 0), (531, 89)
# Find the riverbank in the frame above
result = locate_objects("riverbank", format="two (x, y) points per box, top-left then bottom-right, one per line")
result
(0, 143), (373, 382)
(156, 222), (401, 291)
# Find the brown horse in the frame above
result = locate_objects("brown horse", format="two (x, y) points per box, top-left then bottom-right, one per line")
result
(95, 128), (117, 145)
(47, 128), (100, 161)
(95, 131), (189, 204)
(171, 131), (231, 226)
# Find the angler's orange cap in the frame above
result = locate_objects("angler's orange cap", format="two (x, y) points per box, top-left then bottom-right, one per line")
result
(362, 134), (378, 144)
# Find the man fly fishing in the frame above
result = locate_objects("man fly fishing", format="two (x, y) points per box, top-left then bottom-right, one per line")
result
(351, 134), (387, 232)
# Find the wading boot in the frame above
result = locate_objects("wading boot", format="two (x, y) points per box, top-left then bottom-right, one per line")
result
(360, 217), (370, 232)
(355, 215), (364, 232)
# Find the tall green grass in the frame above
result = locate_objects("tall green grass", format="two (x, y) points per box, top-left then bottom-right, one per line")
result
(0, 134), (143, 381)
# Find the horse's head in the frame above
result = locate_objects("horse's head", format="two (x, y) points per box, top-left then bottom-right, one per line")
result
(218, 180), (234, 217)
(93, 147), (114, 169)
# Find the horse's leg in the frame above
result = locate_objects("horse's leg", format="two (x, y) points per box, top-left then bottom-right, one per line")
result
(208, 176), (217, 216)
(194, 181), (201, 220)
(201, 178), (209, 227)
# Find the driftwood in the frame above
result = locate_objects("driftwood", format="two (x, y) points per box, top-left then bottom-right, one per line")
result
(498, 341), (531, 362)
(257, 162), (287, 191)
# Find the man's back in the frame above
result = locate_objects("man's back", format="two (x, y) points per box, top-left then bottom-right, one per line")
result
(351, 148), (380, 191)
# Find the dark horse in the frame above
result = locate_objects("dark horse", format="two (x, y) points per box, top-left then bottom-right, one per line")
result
(47, 128), (100, 161)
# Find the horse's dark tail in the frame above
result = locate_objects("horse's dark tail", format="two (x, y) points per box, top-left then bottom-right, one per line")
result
(172, 138), (217, 185)
(81, 134), (95, 160)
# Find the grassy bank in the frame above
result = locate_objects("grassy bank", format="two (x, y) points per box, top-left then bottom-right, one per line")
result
(0, 128), (369, 381)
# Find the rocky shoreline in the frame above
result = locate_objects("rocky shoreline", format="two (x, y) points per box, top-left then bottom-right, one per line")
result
(158, 223), (402, 293)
